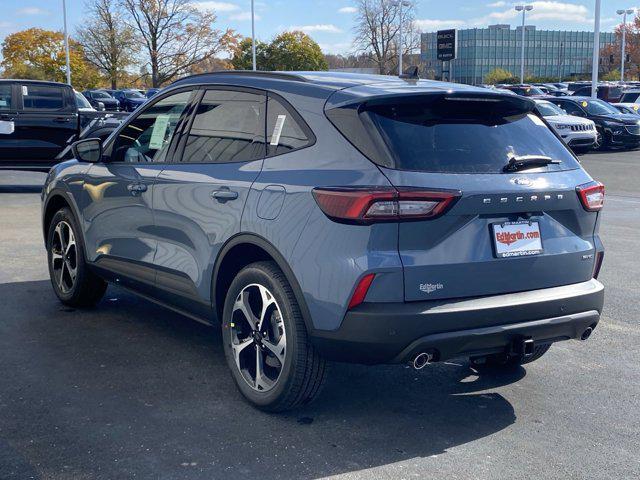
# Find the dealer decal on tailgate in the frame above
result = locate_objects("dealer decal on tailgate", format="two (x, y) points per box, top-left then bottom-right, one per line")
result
(492, 221), (543, 258)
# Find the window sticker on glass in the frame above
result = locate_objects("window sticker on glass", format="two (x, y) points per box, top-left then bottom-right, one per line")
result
(0, 120), (14, 135)
(149, 114), (170, 150)
(22, 86), (28, 96)
(270, 114), (287, 146)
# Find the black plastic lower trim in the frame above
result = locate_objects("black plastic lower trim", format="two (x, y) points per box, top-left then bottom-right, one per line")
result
(310, 279), (604, 364)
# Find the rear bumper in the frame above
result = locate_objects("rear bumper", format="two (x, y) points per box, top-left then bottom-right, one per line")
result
(310, 279), (604, 364)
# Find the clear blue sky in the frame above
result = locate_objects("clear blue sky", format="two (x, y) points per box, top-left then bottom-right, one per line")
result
(0, 0), (632, 55)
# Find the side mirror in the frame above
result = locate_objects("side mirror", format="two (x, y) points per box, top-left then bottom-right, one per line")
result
(96, 102), (105, 111)
(72, 138), (102, 163)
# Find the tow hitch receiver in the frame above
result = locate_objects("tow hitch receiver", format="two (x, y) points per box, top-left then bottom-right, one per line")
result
(510, 337), (535, 358)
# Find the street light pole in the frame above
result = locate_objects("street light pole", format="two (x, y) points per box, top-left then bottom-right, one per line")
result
(62, 0), (71, 85)
(617, 8), (635, 82)
(251, 0), (256, 71)
(392, 0), (410, 76)
(591, 0), (601, 99)
(515, 5), (533, 84)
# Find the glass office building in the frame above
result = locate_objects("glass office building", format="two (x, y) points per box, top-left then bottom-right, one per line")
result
(421, 25), (616, 84)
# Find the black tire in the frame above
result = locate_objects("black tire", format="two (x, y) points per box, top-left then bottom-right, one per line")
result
(46, 208), (107, 307)
(470, 344), (552, 371)
(221, 261), (326, 412)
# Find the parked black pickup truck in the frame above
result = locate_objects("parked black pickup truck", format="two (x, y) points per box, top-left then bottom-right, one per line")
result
(0, 79), (129, 172)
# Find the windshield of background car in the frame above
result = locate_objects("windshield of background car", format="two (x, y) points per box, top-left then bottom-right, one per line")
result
(359, 96), (579, 173)
(511, 86), (544, 96)
(536, 102), (565, 116)
(585, 99), (621, 115)
(621, 92), (640, 103)
(93, 91), (112, 99)
(125, 91), (145, 99)
(75, 92), (92, 109)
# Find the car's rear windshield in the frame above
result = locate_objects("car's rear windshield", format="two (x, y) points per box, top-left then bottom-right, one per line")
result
(358, 96), (579, 173)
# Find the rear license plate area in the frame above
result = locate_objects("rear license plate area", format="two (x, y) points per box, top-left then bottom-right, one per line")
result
(492, 220), (543, 258)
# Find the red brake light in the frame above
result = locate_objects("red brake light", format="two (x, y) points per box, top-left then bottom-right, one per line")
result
(576, 181), (605, 212)
(312, 187), (461, 224)
(348, 273), (376, 310)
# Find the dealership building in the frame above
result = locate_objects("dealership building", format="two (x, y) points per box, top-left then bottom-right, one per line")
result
(420, 24), (616, 84)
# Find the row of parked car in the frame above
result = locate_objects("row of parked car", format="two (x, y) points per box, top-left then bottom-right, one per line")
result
(484, 82), (640, 152)
(80, 88), (160, 112)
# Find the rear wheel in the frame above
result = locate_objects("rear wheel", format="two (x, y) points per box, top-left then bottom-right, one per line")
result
(470, 344), (551, 371)
(221, 261), (326, 412)
(47, 208), (107, 307)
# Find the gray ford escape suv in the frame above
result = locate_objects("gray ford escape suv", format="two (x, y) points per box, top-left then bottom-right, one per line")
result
(42, 71), (605, 411)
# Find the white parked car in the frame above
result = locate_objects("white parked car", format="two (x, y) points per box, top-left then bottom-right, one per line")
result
(534, 99), (597, 152)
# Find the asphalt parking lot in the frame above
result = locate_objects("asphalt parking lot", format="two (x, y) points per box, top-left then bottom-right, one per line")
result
(1, 151), (639, 480)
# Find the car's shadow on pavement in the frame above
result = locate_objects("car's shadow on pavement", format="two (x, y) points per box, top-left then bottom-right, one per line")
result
(0, 279), (521, 480)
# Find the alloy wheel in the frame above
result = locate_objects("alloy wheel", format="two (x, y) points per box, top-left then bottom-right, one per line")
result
(594, 130), (603, 150)
(230, 283), (286, 392)
(50, 221), (78, 294)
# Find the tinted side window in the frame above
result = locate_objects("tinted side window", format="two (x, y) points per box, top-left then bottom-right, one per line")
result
(0, 85), (11, 110)
(181, 89), (266, 164)
(556, 101), (584, 116)
(621, 92), (640, 103)
(109, 90), (192, 163)
(266, 96), (311, 155)
(22, 85), (65, 110)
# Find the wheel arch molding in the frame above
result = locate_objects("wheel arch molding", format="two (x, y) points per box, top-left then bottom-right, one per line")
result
(212, 233), (315, 334)
(42, 188), (83, 245)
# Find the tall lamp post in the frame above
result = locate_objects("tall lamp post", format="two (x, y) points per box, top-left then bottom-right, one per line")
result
(392, 0), (411, 76)
(515, 5), (533, 84)
(251, 0), (256, 70)
(591, 0), (601, 99)
(62, 0), (71, 84)
(617, 8), (635, 82)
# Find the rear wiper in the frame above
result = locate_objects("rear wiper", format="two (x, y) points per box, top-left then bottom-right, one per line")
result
(503, 155), (561, 172)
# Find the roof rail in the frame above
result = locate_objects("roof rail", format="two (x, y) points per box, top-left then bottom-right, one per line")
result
(171, 70), (309, 85)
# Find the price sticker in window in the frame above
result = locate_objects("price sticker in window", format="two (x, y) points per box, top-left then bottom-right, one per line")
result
(149, 114), (170, 150)
(270, 114), (287, 146)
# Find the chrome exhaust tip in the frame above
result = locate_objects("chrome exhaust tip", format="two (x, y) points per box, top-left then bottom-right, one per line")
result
(412, 352), (433, 370)
(581, 327), (593, 341)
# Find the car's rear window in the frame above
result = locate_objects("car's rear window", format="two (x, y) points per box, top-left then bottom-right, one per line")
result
(360, 96), (579, 173)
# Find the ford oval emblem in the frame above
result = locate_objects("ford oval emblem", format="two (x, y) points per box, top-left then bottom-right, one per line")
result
(512, 177), (532, 186)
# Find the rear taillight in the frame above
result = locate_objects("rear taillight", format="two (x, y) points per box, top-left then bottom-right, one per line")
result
(576, 181), (605, 212)
(312, 187), (461, 224)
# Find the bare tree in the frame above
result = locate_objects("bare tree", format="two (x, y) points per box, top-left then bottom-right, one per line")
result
(353, 0), (420, 75)
(76, 0), (136, 89)
(120, 0), (235, 87)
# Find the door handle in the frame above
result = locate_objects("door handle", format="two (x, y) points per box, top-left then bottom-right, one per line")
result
(54, 117), (71, 123)
(127, 183), (147, 195)
(211, 188), (239, 202)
